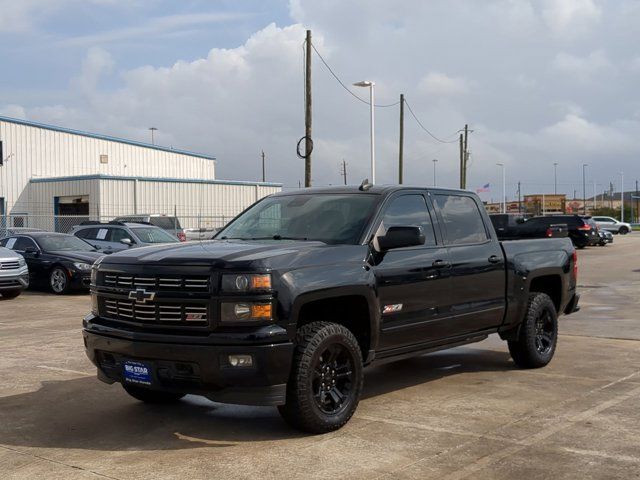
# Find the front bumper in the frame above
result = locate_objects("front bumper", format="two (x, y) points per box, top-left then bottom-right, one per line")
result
(69, 271), (91, 289)
(83, 325), (294, 406)
(0, 266), (29, 290)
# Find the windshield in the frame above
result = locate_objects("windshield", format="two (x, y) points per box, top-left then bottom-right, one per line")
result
(38, 235), (96, 252)
(217, 194), (379, 245)
(131, 227), (179, 244)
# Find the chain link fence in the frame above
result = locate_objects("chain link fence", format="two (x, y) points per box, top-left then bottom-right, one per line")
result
(0, 214), (235, 238)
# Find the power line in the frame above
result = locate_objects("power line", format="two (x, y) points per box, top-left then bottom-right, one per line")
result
(310, 44), (399, 108)
(403, 99), (459, 144)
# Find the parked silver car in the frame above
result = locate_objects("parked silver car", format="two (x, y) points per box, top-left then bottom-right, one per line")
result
(70, 221), (180, 253)
(591, 216), (632, 235)
(0, 246), (29, 299)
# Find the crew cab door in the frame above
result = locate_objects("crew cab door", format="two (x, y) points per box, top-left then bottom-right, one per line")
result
(372, 192), (453, 351)
(431, 193), (506, 333)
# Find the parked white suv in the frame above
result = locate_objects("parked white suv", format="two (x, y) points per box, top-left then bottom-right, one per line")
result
(591, 216), (632, 235)
(0, 246), (29, 299)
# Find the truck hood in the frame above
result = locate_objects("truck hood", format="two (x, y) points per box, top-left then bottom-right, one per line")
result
(97, 239), (334, 268)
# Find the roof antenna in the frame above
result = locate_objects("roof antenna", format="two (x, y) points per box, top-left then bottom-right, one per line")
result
(359, 178), (373, 191)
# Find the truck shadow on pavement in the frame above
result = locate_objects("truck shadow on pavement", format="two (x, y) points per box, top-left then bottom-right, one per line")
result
(0, 346), (512, 450)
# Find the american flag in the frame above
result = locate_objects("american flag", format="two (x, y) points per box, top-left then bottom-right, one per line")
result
(476, 183), (490, 193)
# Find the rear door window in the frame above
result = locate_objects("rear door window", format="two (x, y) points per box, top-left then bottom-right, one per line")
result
(434, 194), (488, 245)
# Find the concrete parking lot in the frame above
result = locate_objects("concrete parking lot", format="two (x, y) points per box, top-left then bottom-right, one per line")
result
(1, 236), (640, 480)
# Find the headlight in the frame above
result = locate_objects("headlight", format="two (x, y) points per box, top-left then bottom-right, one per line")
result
(220, 302), (273, 323)
(17, 257), (26, 267)
(73, 262), (92, 271)
(221, 273), (272, 292)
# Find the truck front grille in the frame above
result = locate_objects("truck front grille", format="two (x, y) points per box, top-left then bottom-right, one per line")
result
(103, 298), (209, 326)
(103, 273), (210, 291)
(0, 261), (20, 270)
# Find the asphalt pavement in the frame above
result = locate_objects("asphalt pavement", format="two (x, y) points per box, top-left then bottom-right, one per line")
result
(1, 236), (639, 479)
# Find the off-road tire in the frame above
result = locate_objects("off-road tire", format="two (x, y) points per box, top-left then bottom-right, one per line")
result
(278, 321), (364, 434)
(508, 293), (558, 369)
(123, 385), (185, 404)
(0, 289), (22, 299)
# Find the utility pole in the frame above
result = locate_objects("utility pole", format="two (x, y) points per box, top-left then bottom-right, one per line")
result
(553, 162), (558, 195)
(636, 180), (639, 223)
(517, 181), (522, 213)
(304, 29), (312, 188)
(340, 160), (348, 185)
(620, 171), (624, 223)
(261, 150), (266, 182)
(463, 124), (469, 189)
(459, 134), (464, 189)
(398, 94), (404, 184)
(432, 159), (438, 187)
(582, 164), (588, 215)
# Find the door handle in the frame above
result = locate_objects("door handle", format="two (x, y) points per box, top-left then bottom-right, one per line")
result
(432, 259), (451, 268)
(488, 255), (501, 264)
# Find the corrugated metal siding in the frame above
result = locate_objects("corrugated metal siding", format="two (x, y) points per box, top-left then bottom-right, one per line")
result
(99, 179), (279, 228)
(0, 119), (215, 213)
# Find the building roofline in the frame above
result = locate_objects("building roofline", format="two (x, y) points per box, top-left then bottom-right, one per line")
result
(0, 114), (216, 161)
(29, 174), (281, 188)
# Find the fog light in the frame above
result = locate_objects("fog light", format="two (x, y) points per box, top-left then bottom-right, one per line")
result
(228, 354), (253, 367)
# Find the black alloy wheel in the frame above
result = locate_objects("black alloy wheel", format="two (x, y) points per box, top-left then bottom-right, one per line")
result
(533, 309), (555, 356)
(312, 343), (355, 415)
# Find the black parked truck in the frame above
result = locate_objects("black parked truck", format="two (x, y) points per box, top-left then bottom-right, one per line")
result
(83, 186), (580, 433)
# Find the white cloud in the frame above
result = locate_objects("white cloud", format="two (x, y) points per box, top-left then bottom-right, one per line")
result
(553, 50), (613, 78)
(541, 0), (601, 36)
(418, 72), (469, 97)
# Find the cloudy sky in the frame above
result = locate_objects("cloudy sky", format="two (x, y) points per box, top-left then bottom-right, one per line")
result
(2, 0), (639, 201)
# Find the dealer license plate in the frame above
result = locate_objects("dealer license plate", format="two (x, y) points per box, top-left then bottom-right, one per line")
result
(123, 360), (152, 386)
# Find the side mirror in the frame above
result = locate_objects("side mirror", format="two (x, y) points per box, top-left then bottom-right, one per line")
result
(516, 217), (526, 224)
(120, 238), (133, 246)
(377, 226), (425, 251)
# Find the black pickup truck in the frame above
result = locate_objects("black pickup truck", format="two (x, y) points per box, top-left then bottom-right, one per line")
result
(84, 186), (580, 433)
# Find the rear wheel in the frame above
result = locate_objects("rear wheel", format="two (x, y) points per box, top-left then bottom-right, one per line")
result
(278, 321), (363, 434)
(50, 267), (70, 294)
(508, 293), (558, 369)
(1, 289), (22, 299)
(123, 385), (185, 404)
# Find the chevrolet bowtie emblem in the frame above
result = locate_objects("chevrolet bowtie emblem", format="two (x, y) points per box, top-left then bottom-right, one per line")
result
(128, 289), (156, 304)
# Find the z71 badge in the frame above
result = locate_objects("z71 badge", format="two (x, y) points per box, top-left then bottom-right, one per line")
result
(382, 304), (403, 314)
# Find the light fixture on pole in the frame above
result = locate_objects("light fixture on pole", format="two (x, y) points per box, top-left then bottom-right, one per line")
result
(553, 162), (558, 195)
(353, 80), (376, 184)
(497, 163), (506, 213)
(149, 127), (158, 145)
(582, 164), (588, 215)
(620, 171), (625, 223)
(432, 159), (438, 187)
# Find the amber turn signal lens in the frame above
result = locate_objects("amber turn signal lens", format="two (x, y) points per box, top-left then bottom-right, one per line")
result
(251, 304), (272, 319)
(251, 275), (272, 290)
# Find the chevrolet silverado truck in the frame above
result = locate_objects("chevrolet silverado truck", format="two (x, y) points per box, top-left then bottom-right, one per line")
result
(83, 186), (580, 433)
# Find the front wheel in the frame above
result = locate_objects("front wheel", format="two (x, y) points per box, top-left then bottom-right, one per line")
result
(508, 293), (558, 369)
(619, 226), (630, 235)
(278, 322), (363, 434)
(50, 267), (70, 294)
(123, 385), (185, 403)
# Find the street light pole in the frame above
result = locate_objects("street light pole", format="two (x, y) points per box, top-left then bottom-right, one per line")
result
(553, 162), (558, 195)
(497, 163), (506, 213)
(432, 159), (438, 187)
(149, 127), (158, 145)
(353, 81), (376, 184)
(620, 171), (624, 223)
(582, 164), (588, 215)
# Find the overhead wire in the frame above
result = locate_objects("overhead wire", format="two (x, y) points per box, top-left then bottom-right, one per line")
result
(403, 99), (460, 144)
(310, 43), (399, 108)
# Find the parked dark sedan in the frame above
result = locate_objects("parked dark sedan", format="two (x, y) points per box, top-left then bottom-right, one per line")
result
(0, 232), (103, 294)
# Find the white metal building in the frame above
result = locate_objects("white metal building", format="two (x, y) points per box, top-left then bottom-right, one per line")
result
(0, 115), (281, 230)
